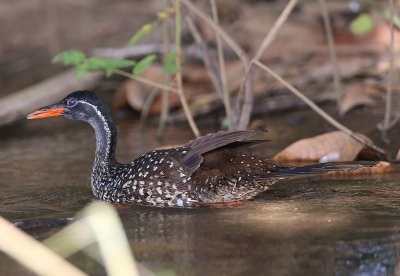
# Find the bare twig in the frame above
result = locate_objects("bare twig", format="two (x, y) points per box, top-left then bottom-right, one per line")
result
(379, 0), (395, 140)
(185, 15), (223, 97)
(238, 0), (298, 106)
(254, 60), (386, 155)
(180, 0), (253, 130)
(92, 44), (205, 60)
(92, 44), (172, 59)
(140, 88), (160, 129)
(114, 69), (178, 93)
(181, 0), (247, 64)
(255, 0), (298, 62)
(176, 0), (200, 137)
(210, 0), (233, 129)
(318, 0), (343, 107)
(158, 0), (173, 138)
(0, 69), (102, 127)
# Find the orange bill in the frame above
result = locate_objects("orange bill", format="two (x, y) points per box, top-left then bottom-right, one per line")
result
(27, 107), (64, 119)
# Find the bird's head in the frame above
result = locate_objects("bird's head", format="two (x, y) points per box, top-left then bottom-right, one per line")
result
(27, 90), (110, 122)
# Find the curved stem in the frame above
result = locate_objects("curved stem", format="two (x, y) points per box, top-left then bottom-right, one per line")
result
(255, 60), (386, 156)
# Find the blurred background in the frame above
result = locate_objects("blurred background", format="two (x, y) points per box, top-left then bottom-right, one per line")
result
(3, 1), (400, 275)
(0, 0), (159, 96)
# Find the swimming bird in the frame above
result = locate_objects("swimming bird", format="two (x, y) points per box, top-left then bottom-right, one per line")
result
(27, 91), (377, 207)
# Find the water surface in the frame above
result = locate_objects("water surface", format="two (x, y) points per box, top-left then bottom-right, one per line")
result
(1, 118), (400, 275)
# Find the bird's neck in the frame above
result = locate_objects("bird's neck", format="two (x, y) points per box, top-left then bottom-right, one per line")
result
(87, 109), (118, 168)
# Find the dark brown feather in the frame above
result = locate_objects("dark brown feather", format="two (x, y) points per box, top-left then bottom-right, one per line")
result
(182, 130), (266, 172)
(184, 130), (266, 156)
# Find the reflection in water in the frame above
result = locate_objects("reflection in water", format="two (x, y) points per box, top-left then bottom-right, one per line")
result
(1, 118), (400, 275)
(334, 235), (400, 275)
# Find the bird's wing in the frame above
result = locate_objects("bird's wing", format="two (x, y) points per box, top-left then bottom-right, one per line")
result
(182, 130), (267, 172)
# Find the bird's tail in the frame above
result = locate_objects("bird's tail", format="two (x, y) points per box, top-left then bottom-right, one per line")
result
(263, 161), (386, 179)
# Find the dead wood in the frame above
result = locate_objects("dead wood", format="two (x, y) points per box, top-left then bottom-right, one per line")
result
(0, 69), (102, 127)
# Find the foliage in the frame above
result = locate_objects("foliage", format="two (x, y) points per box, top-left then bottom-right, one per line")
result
(53, 7), (177, 79)
(133, 54), (157, 75)
(163, 52), (178, 73)
(350, 13), (374, 36)
(53, 51), (136, 79)
(128, 22), (158, 46)
(128, 7), (175, 46)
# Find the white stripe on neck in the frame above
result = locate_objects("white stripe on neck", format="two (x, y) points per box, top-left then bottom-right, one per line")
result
(82, 101), (112, 157)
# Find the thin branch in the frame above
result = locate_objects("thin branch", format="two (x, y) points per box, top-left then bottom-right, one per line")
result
(254, 60), (386, 155)
(380, 0), (395, 140)
(185, 15), (223, 97)
(180, 0), (252, 130)
(210, 0), (233, 129)
(318, 0), (343, 107)
(158, 0), (173, 138)
(114, 69), (178, 93)
(140, 88), (160, 129)
(176, 0), (200, 137)
(181, 0), (247, 64)
(255, 0), (298, 61)
(237, 0), (298, 105)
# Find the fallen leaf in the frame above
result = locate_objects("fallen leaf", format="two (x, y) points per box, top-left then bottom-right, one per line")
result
(112, 64), (212, 115)
(356, 147), (387, 161)
(339, 83), (377, 115)
(112, 65), (180, 115)
(272, 131), (371, 162)
(320, 161), (398, 177)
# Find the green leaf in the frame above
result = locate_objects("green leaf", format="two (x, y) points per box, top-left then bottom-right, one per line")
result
(350, 13), (375, 36)
(221, 117), (230, 130)
(86, 57), (108, 70)
(133, 54), (157, 75)
(86, 58), (135, 77)
(162, 52), (178, 73)
(76, 63), (89, 80)
(104, 59), (136, 77)
(128, 22), (157, 45)
(105, 68), (114, 78)
(105, 59), (136, 69)
(52, 51), (85, 66)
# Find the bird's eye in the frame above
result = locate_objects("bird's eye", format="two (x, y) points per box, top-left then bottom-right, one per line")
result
(66, 97), (77, 107)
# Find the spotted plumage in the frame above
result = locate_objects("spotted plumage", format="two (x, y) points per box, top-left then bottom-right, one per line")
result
(27, 90), (371, 207)
(91, 144), (287, 207)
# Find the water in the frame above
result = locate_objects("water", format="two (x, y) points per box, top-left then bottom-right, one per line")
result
(1, 117), (400, 275)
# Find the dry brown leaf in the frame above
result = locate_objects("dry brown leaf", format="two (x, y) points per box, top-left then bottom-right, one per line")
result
(112, 65), (180, 115)
(339, 83), (377, 115)
(320, 161), (398, 177)
(272, 131), (371, 162)
(356, 147), (387, 161)
(112, 65), (212, 115)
